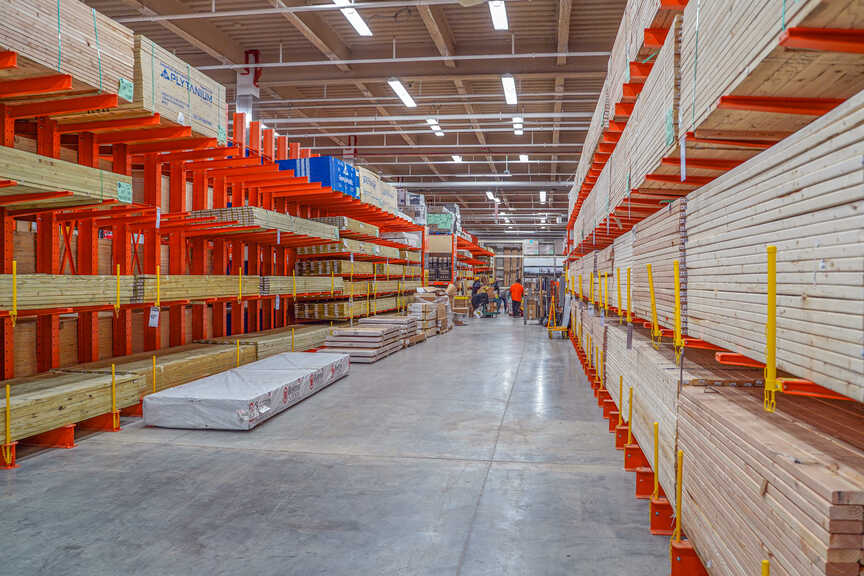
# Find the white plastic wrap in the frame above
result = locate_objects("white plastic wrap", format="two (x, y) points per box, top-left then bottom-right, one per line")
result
(143, 352), (350, 430)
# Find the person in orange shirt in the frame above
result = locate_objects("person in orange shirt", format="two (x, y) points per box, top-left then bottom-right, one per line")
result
(509, 279), (524, 317)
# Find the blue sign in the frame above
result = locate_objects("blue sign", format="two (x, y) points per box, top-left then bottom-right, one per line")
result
(277, 157), (360, 199)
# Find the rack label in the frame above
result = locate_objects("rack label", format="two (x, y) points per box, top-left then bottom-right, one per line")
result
(117, 78), (134, 102)
(148, 306), (160, 328)
(117, 182), (133, 204)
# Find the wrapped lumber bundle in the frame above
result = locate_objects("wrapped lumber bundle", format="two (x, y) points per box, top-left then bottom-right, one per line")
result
(0, 146), (134, 210)
(0, 0), (134, 101)
(597, 246), (615, 290)
(605, 13), (632, 113)
(191, 207), (338, 242)
(68, 343), (257, 394)
(383, 231), (422, 249)
(313, 216), (379, 237)
(295, 296), (397, 320)
(297, 238), (399, 260)
(131, 36), (226, 142)
(403, 265), (422, 277)
(344, 280), (371, 297)
(603, 322), (638, 414)
(0, 371), (145, 442)
(576, 83), (609, 186)
(0, 274), (136, 310)
(297, 260), (374, 277)
(260, 275), (343, 296)
(626, 0), (684, 61)
(132, 274), (260, 303)
(198, 325), (331, 357)
(612, 231), (635, 311)
(631, 198), (686, 329)
(685, 92), (864, 402)
(324, 325), (403, 363)
(679, 387), (864, 576)
(400, 250), (422, 263)
(679, 0), (864, 142)
(374, 262), (408, 277)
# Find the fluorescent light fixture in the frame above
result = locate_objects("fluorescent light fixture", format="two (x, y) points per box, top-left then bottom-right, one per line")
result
(519, 154), (529, 162)
(513, 123), (523, 130)
(426, 118), (438, 125)
(512, 116), (523, 124)
(333, 0), (373, 36)
(452, 155), (463, 162)
(493, 197), (501, 204)
(488, 0), (509, 30)
(514, 129), (524, 136)
(501, 74), (517, 105)
(485, 190), (495, 200)
(504, 217), (511, 223)
(539, 190), (547, 203)
(387, 78), (417, 108)
(434, 130), (445, 137)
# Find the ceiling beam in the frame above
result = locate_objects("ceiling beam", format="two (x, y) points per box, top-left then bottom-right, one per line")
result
(267, 0), (352, 72)
(556, 0), (573, 66)
(418, 5), (457, 68)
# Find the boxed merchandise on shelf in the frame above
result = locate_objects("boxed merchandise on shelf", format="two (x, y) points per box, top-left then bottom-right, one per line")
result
(277, 156), (359, 199)
(313, 216), (379, 237)
(357, 166), (398, 214)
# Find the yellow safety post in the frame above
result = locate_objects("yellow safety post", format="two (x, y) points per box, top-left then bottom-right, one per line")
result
(762, 560), (770, 576)
(764, 245), (779, 413)
(114, 264), (121, 316)
(578, 274), (582, 300)
(602, 273), (608, 316)
(617, 267), (622, 323)
(10, 260), (16, 327)
(292, 272), (296, 299)
(152, 355), (157, 394)
(235, 339), (240, 367)
(330, 270), (334, 296)
(673, 260), (684, 364)
(617, 376), (624, 427)
(672, 449), (683, 543)
(155, 264), (161, 307)
(599, 350), (605, 388)
(652, 421), (660, 499)
(111, 364), (119, 430)
(627, 387), (634, 445)
(291, 327), (295, 351)
(589, 272), (594, 305)
(647, 263), (661, 348)
(626, 268), (632, 323)
(237, 266), (242, 302)
(3, 383), (11, 460)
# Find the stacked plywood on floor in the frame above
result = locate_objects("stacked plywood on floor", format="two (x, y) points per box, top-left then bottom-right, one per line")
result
(0, 146), (134, 210)
(359, 315), (418, 347)
(198, 325), (330, 358)
(297, 260), (374, 277)
(0, 371), (145, 443)
(685, 91), (864, 402)
(324, 325), (403, 363)
(191, 207), (338, 242)
(631, 198), (686, 329)
(298, 239), (400, 260)
(679, 387), (864, 576)
(259, 275), (343, 296)
(0, 0), (134, 100)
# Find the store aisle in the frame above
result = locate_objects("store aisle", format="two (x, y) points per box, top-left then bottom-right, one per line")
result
(0, 316), (667, 576)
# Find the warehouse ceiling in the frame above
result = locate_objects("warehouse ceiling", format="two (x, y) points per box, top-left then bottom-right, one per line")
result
(85, 0), (627, 242)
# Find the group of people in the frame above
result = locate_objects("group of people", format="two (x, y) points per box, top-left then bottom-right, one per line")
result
(467, 276), (525, 318)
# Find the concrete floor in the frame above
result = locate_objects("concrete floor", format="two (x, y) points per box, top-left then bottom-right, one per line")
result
(0, 315), (667, 576)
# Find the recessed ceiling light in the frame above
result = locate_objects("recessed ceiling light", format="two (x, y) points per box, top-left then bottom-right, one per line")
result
(452, 155), (463, 162)
(519, 154), (529, 162)
(485, 190), (495, 200)
(434, 130), (445, 137)
(512, 116), (523, 124)
(501, 74), (517, 105)
(539, 190), (547, 203)
(514, 129), (524, 136)
(333, 0), (373, 36)
(387, 78), (416, 108)
(488, 0), (508, 31)
(426, 118), (438, 125)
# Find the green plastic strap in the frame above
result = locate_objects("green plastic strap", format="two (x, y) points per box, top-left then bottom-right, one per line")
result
(91, 8), (103, 93)
(640, 51), (658, 64)
(56, 0), (62, 71)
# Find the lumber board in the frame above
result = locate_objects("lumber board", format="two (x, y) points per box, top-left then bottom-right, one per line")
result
(297, 260), (374, 277)
(198, 325), (331, 357)
(0, 0), (134, 100)
(298, 238), (400, 260)
(0, 145), (134, 209)
(0, 274), (136, 310)
(260, 275), (344, 296)
(131, 274), (260, 303)
(295, 296), (399, 320)
(313, 216), (379, 237)
(191, 206), (339, 242)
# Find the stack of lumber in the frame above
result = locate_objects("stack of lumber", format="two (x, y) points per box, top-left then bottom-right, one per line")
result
(198, 325), (330, 358)
(575, 82), (608, 187)
(313, 216), (379, 237)
(298, 239), (400, 260)
(295, 296), (397, 320)
(191, 207), (338, 242)
(297, 260), (374, 277)
(400, 250), (422, 263)
(0, 146), (134, 210)
(375, 262), (405, 277)
(679, 387), (864, 576)
(131, 274), (260, 303)
(259, 275), (343, 296)
(408, 301), (437, 336)
(324, 325), (403, 363)
(0, 371), (145, 442)
(597, 246), (615, 308)
(627, 0), (684, 61)
(612, 231), (635, 311)
(603, 319), (638, 416)
(359, 315), (418, 347)
(678, 0), (864, 142)
(68, 343), (257, 394)
(0, 274), (137, 310)
(0, 0), (134, 100)
(343, 280), (371, 297)
(685, 91), (864, 402)
(631, 198), (686, 329)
